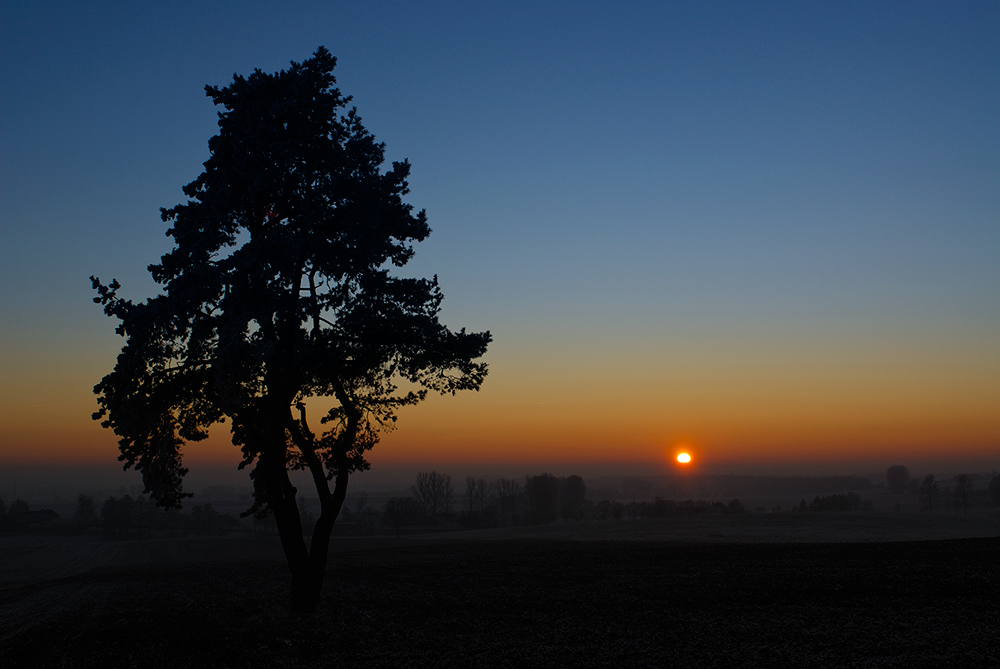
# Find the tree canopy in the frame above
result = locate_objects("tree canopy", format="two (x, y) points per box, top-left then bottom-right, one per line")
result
(92, 47), (490, 611)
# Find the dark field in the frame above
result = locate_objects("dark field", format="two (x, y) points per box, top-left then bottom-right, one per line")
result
(2, 517), (999, 668)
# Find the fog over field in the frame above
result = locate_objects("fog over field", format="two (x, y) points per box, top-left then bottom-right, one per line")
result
(3, 456), (998, 504)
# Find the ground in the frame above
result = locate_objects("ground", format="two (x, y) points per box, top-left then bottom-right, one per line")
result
(2, 514), (998, 667)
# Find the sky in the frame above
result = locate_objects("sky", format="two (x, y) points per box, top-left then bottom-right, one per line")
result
(1, 1), (998, 488)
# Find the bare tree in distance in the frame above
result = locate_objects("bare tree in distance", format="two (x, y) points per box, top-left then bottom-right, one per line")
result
(74, 494), (97, 529)
(464, 476), (477, 514)
(413, 471), (452, 516)
(885, 465), (910, 495)
(989, 475), (1000, 507)
(919, 474), (940, 514)
(953, 475), (974, 516)
(354, 491), (368, 518)
(382, 497), (421, 538)
(442, 474), (455, 514)
(497, 478), (521, 527)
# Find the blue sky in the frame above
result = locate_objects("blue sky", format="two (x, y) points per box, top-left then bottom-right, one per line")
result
(1, 1), (998, 474)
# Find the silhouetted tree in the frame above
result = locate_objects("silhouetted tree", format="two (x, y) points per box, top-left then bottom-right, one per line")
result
(808, 492), (870, 512)
(90, 48), (490, 613)
(4, 499), (29, 532)
(493, 478), (520, 527)
(953, 475), (974, 516)
(885, 465), (910, 495)
(413, 471), (452, 516)
(989, 475), (1000, 507)
(382, 496), (422, 538)
(596, 499), (613, 521)
(9, 499), (29, 515)
(611, 500), (625, 521)
(919, 474), (939, 513)
(101, 495), (133, 538)
(463, 476), (477, 514)
(442, 475), (455, 514)
(74, 494), (97, 529)
(297, 497), (316, 536)
(525, 474), (560, 524)
(560, 475), (586, 522)
(354, 493), (379, 535)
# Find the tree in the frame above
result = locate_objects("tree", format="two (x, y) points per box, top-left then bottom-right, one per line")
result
(560, 475), (586, 522)
(90, 48), (490, 613)
(382, 496), (423, 538)
(525, 473), (560, 524)
(919, 474), (939, 514)
(496, 478), (521, 527)
(989, 475), (1000, 507)
(885, 465), (909, 495)
(74, 494), (97, 529)
(953, 474), (974, 516)
(442, 474), (455, 514)
(412, 471), (452, 517)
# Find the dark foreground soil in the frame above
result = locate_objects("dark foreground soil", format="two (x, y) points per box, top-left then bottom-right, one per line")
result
(2, 537), (998, 668)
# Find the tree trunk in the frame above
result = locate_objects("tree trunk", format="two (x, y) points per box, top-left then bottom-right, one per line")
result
(254, 397), (355, 614)
(262, 449), (349, 614)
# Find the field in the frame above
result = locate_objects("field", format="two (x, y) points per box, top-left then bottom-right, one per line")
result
(2, 513), (999, 668)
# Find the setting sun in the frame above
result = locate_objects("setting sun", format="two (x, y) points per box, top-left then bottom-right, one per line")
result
(677, 452), (692, 464)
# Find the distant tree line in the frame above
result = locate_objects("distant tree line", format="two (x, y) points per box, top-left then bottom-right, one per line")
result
(6, 466), (1000, 538)
(376, 472), (583, 532)
(97, 494), (243, 539)
(795, 492), (873, 513)
(0, 498), (59, 533)
(885, 466), (998, 514)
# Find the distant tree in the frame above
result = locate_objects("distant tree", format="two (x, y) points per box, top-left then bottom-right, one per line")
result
(297, 497), (315, 536)
(611, 501), (625, 521)
(3, 499), (28, 531)
(727, 499), (746, 514)
(919, 474), (940, 513)
(354, 491), (368, 515)
(464, 476), (478, 514)
(476, 479), (491, 515)
(382, 496), (423, 538)
(413, 471), (452, 516)
(625, 501), (641, 520)
(89, 48), (490, 613)
(808, 492), (869, 512)
(953, 475), (974, 516)
(525, 474), (560, 524)
(596, 499), (613, 521)
(74, 494), (97, 528)
(886, 465), (910, 495)
(9, 499), (29, 515)
(355, 492), (379, 535)
(101, 495), (134, 538)
(496, 478), (521, 526)
(189, 503), (219, 536)
(989, 475), (1000, 507)
(561, 475), (586, 522)
(442, 474), (455, 514)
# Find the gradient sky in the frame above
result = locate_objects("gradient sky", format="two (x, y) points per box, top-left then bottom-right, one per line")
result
(1, 1), (998, 478)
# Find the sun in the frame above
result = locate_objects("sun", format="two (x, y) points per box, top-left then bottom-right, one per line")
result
(676, 452), (692, 464)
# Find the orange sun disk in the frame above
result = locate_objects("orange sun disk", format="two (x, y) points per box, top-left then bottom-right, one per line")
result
(676, 452), (692, 464)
